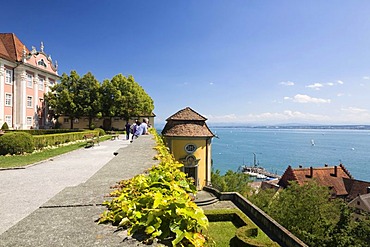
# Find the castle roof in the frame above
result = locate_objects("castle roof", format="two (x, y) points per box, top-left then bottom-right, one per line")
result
(0, 33), (29, 62)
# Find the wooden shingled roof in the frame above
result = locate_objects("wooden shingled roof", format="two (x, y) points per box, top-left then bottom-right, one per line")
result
(165, 107), (207, 121)
(278, 164), (353, 197)
(0, 33), (28, 61)
(162, 107), (214, 137)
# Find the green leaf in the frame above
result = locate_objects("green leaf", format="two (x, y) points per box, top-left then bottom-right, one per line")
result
(172, 229), (185, 246)
(145, 225), (156, 234)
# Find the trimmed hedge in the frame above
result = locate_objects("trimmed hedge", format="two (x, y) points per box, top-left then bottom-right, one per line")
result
(6, 129), (83, 135)
(205, 209), (279, 247)
(0, 132), (34, 155)
(1, 122), (9, 130)
(33, 131), (98, 149)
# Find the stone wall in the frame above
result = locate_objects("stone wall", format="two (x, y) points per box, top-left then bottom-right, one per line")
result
(203, 186), (308, 247)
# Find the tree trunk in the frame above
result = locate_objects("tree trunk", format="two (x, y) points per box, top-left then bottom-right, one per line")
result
(70, 117), (74, 129)
(88, 117), (93, 130)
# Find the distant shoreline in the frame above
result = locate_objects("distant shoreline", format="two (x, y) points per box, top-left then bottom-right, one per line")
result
(207, 125), (370, 130)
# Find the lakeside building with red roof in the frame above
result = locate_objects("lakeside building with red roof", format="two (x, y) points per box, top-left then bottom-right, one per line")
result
(278, 164), (370, 217)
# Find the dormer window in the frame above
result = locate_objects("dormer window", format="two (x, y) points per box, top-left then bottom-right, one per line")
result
(37, 59), (47, 68)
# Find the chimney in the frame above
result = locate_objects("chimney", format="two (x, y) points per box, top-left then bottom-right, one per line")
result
(367, 187), (370, 194)
(324, 164), (328, 167)
(306, 166), (313, 178)
(299, 165), (302, 168)
(334, 166), (337, 177)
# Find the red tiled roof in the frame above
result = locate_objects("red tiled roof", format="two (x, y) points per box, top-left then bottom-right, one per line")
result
(343, 178), (370, 201)
(0, 33), (28, 62)
(162, 107), (214, 137)
(278, 164), (353, 196)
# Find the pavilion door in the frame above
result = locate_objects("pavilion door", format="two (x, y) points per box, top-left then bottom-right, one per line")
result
(184, 166), (198, 186)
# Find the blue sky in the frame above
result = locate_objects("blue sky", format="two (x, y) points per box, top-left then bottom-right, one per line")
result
(4, 1), (370, 125)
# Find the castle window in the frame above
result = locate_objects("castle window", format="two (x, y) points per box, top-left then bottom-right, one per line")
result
(26, 117), (33, 126)
(5, 69), (12, 84)
(27, 74), (33, 88)
(27, 96), (33, 108)
(5, 93), (12, 106)
(38, 77), (44, 91)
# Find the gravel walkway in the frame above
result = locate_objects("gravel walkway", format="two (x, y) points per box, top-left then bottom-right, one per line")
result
(0, 134), (159, 246)
(0, 136), (129, 235)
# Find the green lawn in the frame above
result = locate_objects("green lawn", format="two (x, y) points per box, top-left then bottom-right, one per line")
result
(207, 221), (237, 247)
(0, 136), (111, 169)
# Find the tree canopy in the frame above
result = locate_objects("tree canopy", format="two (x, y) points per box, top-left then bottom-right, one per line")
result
(46, 71), (154, 129)
(211, 169), (253, 197)
(248, 180), (370, 247)
(101, 74), (154, 121)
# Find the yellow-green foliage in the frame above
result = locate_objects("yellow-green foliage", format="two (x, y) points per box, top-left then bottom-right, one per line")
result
(99, 131), (209, 247)
(33, 131), (98, 149)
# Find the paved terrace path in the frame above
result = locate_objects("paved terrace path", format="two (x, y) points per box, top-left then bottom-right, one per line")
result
(0, 134), (158, 246)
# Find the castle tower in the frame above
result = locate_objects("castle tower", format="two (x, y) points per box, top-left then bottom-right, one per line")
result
(162, 107), (215, 190)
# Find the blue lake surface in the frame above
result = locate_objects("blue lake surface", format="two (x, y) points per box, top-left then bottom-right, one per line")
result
(210, 127), (370, 182)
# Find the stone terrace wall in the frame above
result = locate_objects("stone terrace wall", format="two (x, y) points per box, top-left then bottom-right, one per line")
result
(203, 186), (308, 247)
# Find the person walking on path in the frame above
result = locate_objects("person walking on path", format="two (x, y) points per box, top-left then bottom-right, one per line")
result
(130, 120), (139, 143)
(141, 118), (149, 135)
(125, 122), (131, 140)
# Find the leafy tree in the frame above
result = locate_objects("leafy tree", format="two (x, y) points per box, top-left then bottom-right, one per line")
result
(248, 188), (277, 210)
(100, 74), (154, 129)
(46, 71), (81, 129)
(76, 72), (101, 129)
(211, 169), (228, 191)
(211, 169), (252, 197)
(249, 180), (370, 246)
(353, 219), (370, 246)
(100, 78), (119, 121)
(113, 74), (154, 121)
(266, 181), (342, 246)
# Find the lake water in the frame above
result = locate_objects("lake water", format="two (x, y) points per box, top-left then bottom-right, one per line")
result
(210, 127), (370, 182)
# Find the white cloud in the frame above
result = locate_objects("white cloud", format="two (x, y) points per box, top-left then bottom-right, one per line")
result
(285, 94), (331, 103)
(337, 93), (344, 97)
(306, 83), (323, 90)
(280, 81), (295, 86)
(326, 82), (334, 86)
(341, 107), (368, 114)
(363, 76), (370, 80)
(209, 82), (214, 85)
(337, 80), (344, 84)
